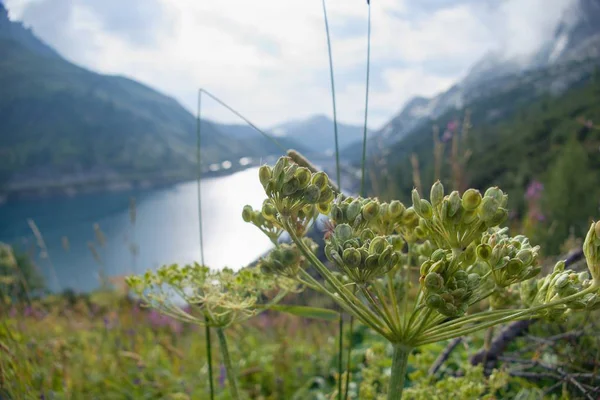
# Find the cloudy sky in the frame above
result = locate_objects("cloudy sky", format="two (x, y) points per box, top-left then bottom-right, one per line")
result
(4, 0), (575, 129)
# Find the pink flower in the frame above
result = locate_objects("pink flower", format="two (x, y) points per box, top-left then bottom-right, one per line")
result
(525, 180), (544, 200)
(446, 120), (459, 132)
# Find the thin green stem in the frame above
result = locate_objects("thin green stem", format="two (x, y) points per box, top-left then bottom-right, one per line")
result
(360, 2), (371, 196)
(338, 315), (344, 400)
(417, 285), (598, 345)
(200, 89), (286, 153)
(205, 319), (215, 400)
(216, 328), (241, 400)
(343, 286), (357, 400)
(197, 89), (214, 400)
(388, 344), (412, 400)
(321, 0), (341, 189)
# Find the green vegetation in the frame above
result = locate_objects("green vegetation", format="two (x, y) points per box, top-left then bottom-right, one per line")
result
(376, 72), (600, 255)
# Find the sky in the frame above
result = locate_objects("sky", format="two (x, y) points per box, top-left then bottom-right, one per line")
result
(4, 0), (575, 130)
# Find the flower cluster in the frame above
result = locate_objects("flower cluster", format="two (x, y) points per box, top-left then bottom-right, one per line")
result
(324, 223), (401, 284)
(583, 221), (600, 284)
(477, 228), (541, 287)
(258, 238), (318, 279)
(242, 201), (283, 244)
(257, 157), (334, 236)
(330, 195), (418, 238)
(520, 260), (600, 320)
(412, 182), (508, 250)
(126, 264), (280, 328)
(420, 249), (482, 317)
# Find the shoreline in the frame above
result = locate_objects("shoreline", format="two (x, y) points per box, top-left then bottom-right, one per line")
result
(0, 164), (260, 204)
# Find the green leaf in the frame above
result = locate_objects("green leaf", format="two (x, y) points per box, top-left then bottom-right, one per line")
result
(266, 305), (339, 321)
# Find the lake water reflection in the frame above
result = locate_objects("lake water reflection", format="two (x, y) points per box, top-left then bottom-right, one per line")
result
(0, 168), (273, 292)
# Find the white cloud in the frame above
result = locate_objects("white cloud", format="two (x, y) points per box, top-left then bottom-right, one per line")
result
(4, 0), (575, 129)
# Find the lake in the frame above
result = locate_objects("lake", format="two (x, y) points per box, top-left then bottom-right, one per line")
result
(0, 168), (273, 293)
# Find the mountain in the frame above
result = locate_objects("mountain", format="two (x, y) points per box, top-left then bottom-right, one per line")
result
(269, 114), (370, 155)
(354, 0), (600, 158)
(0, 3), (294, 197)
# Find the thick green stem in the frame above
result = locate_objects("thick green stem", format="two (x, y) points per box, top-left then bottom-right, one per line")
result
(338, 315), (344, 400)
(216, 328), (240, 400)
(388, 344), (412, 400)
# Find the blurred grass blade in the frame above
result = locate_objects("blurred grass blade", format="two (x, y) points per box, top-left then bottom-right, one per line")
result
(197, 89), (214, 400)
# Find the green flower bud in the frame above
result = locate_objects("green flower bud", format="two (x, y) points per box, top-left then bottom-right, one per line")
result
(378, 246), (393, 267)
(583, 221), (600, 284)
(295, 167), (312, 189)
(507, 259), (524, 276)
(361, 229), (376, 242)
(402, 208), (418, 225)
(554, 274), (569, 289)
(365, 254), (379, 270)
(242, 205), (254, 223)
(426, 294), (444, 308)
(362, 201), (380, 221)
(451, 288), (467, 300)
(272, 157), (288, 181)
(424, 272), (444, 292)
(462, 210), (478, 225)
(282, 248), (299, 265)
(388, 234), (404, 251)
(369, 236), (387, 255)
(259, 165), (272, 188)
(430, 181), (444, 208)
(304, 185), (321, 204)
(343, 247), (361, 268)
(331, 204), (344, 221)
(488, 208), (508, 226)
(478, 197), (500, 222)
(284, 164), (298, 183)
(282, 178), (300, 196)
(271, 248), (284, 263)
(440, 303), (458, 317)
(334, 224), (353, 242)
(317, 202), (331, 214)
(389, 200), (405, 219)
(553, 260), (566, 273)
(429, 249), (444, 263)
(454, 270), (468, 281)
(390, 252), (400, 267)
(516, 249), (533, 265)
(411, 189), (422, 211)
(346, 200), (362, 222)
(320, 187), (334, 204)
(262, 202), (277, 220)
(448, 191), (461, 217)
(419, 200), (433, 219)
(484, 187), (504, 204)
(311, 172), (328, 190)
(415, 226), (426, 239)
(462, 189), (482, 211)
(477, 244), (492, 261)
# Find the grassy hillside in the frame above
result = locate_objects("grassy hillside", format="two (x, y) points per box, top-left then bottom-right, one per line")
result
(374, 69), (600, 253)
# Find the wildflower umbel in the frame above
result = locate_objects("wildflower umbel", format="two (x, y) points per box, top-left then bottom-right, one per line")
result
(245, 157), (600, 400)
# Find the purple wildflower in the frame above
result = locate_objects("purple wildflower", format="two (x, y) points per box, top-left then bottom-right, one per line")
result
(219, 364), (227, 388)
(525, 180), (544, 201)
(446, 120), (459, 132)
